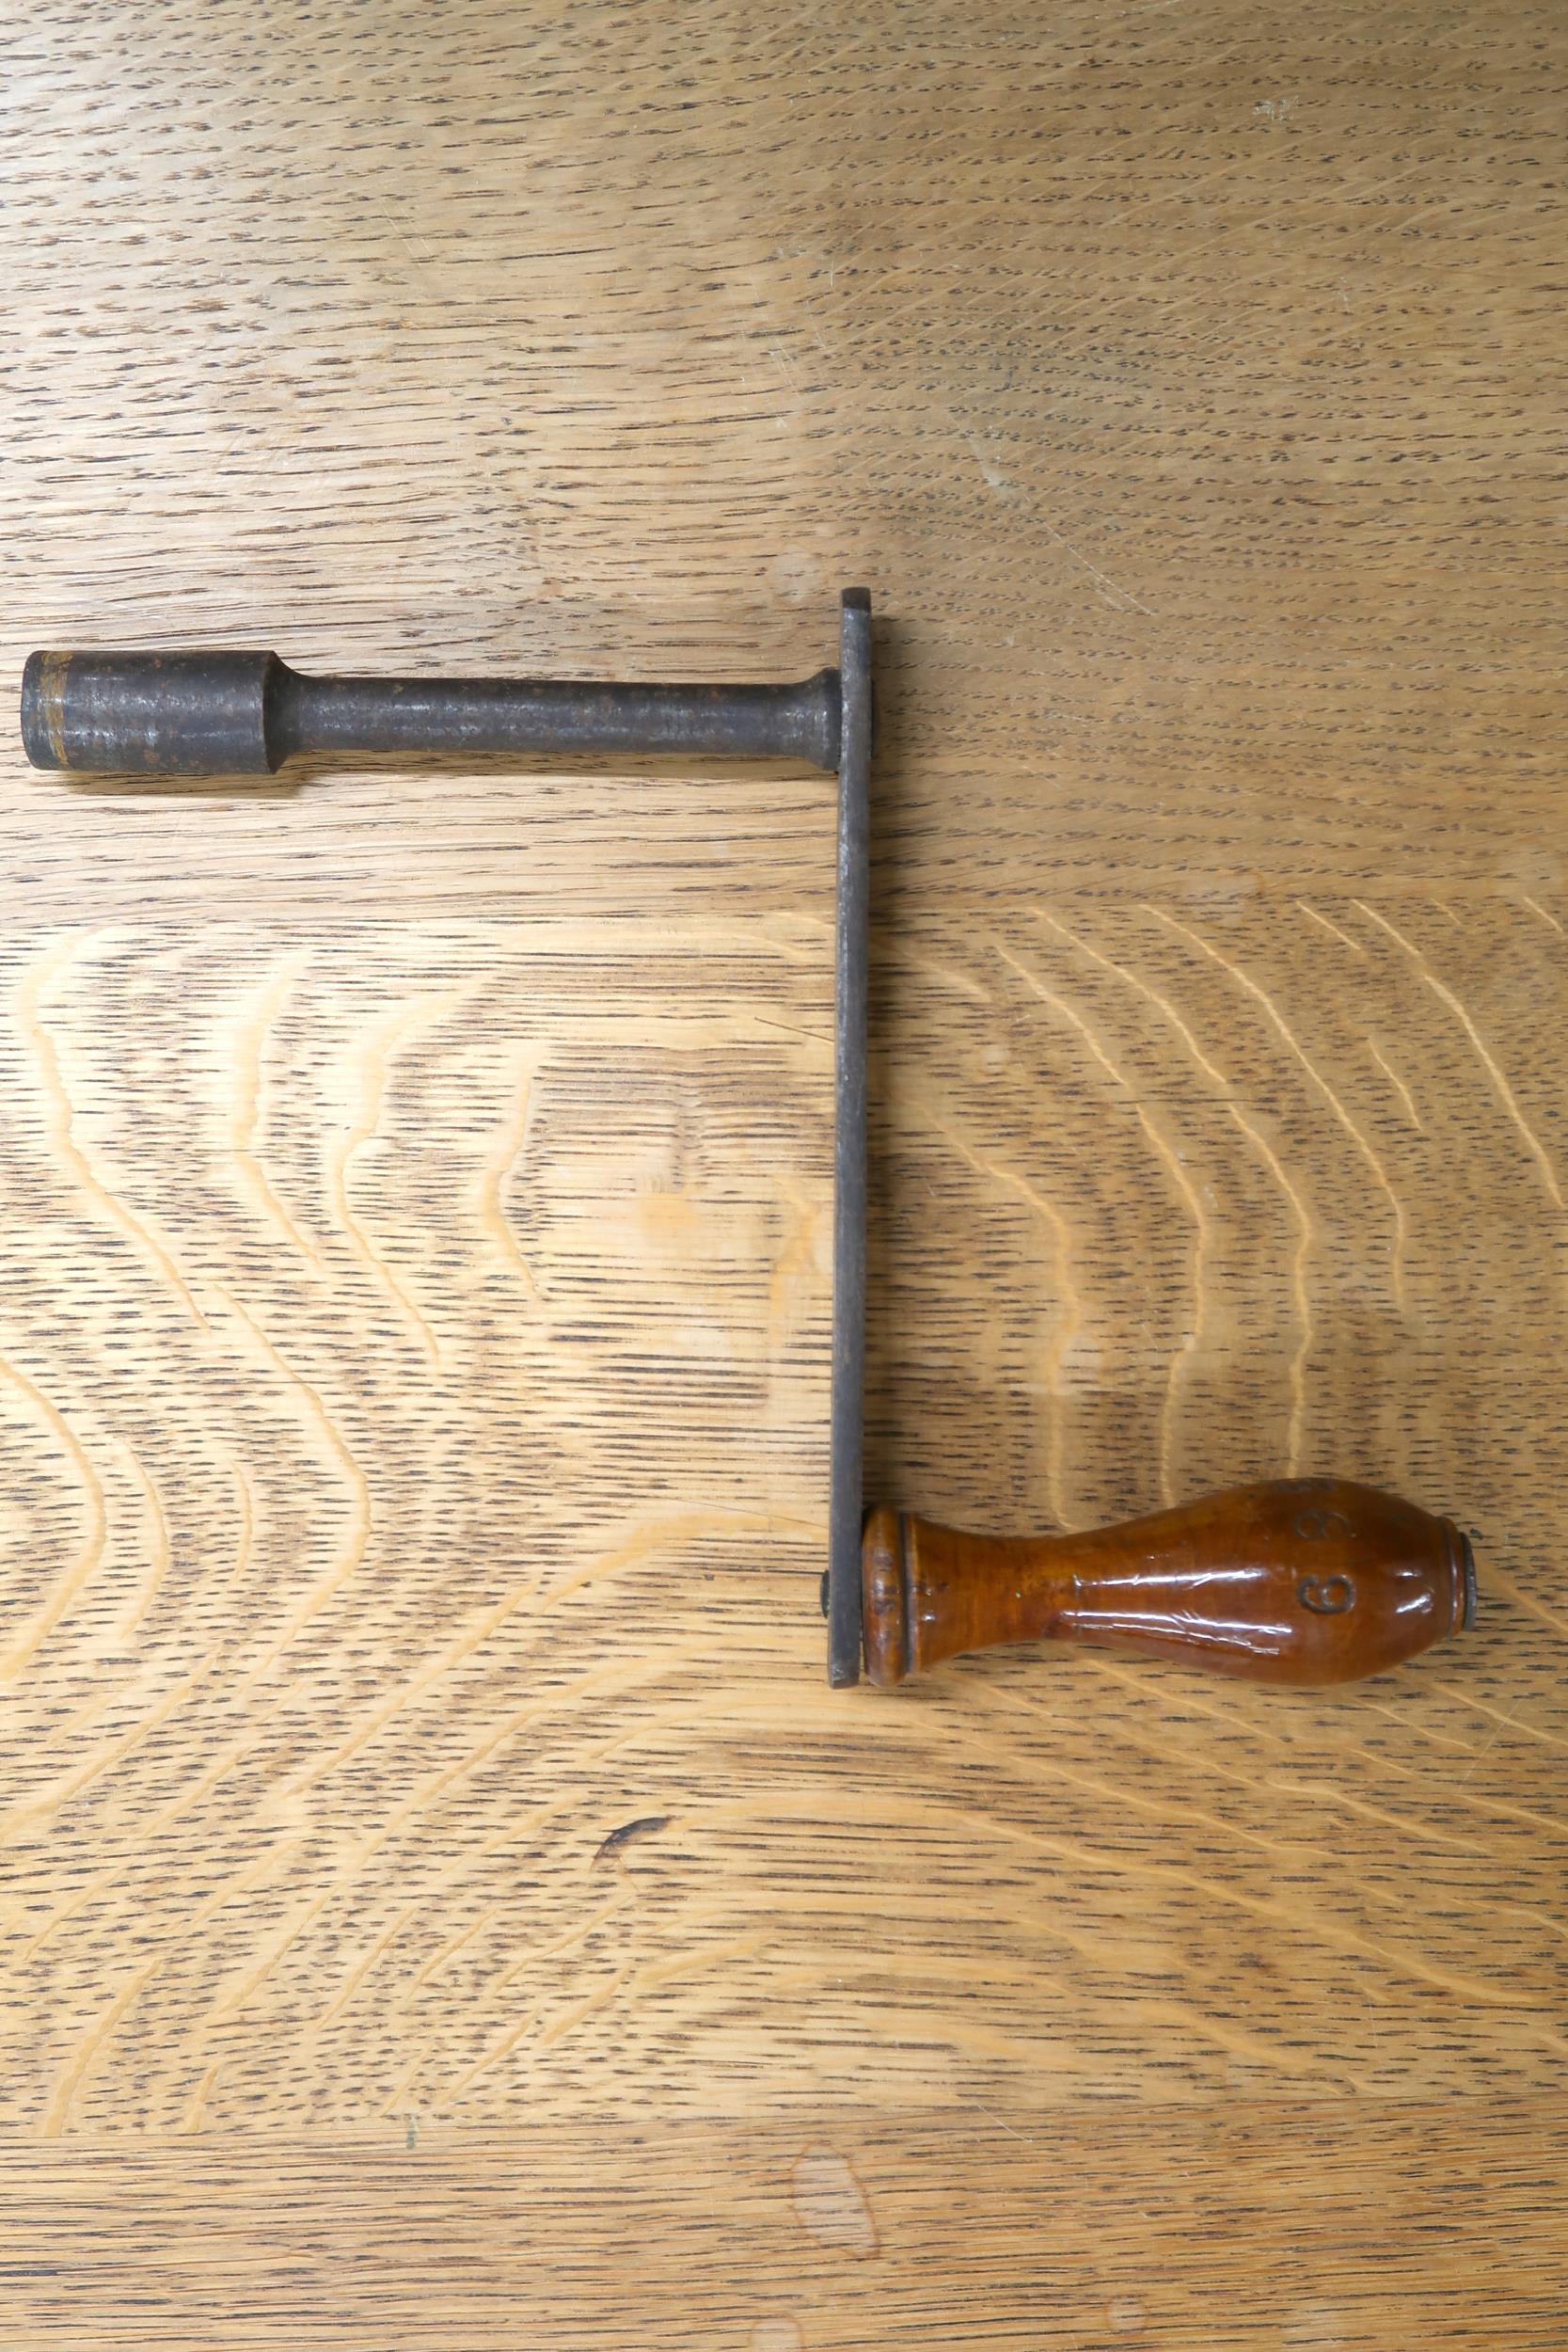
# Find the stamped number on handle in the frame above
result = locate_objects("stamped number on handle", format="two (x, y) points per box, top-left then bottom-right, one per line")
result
(1298, 1574), (1356, 1615)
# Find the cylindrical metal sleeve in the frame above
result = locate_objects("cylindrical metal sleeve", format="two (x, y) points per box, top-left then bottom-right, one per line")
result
(22, 650), (284, 775)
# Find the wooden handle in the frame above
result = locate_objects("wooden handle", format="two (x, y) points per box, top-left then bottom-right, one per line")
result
(861, 1478), (1476, 1688)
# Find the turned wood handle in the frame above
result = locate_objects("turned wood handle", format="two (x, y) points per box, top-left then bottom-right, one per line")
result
(861, 1478), (1476, 1688)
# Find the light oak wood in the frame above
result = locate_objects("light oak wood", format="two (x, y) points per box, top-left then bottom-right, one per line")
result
(7, 2104), (1566, 2349)
(2, 0), (1566, 2342)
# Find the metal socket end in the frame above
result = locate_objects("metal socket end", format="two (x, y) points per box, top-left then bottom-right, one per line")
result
(23, 649), (284, 776)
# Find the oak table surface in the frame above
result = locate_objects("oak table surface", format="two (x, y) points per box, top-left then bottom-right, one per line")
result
(3, 3), (1565, 2344)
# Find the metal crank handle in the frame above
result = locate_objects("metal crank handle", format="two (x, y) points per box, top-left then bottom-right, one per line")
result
(859, 1478), (1477, 1688)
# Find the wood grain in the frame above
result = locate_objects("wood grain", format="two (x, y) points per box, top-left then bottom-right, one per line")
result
(6, 2104), (1566, 2349)
(2, 0), (1566, 2341)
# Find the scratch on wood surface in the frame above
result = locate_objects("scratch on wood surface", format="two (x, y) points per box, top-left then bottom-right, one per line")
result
(1383, 1770), (1568, 1842)
(965, 430), (1157, 614)
(1077, 1654), (1292, 1752)
(594, 1814), (671, 1864)
(997, 1676), (1292, 1805)
(1345, 1691), (1486, 1756)
(1449, 1689), (1568, 1756)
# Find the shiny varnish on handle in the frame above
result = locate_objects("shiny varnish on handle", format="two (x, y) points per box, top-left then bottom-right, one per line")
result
(862, 1478), (1476, 1687)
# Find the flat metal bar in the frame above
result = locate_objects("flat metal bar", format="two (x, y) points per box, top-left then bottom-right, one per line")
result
(827, 587), (873, 1686)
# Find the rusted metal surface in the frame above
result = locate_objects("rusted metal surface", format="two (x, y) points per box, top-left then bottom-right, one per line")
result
(21, 647), (843, 778)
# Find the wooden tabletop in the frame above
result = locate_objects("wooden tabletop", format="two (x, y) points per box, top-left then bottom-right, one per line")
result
(3, 2), (1565, 2343)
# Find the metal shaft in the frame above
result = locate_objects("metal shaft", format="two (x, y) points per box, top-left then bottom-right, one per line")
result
(21, 648), (842, 778)
(827, 589), (873, 1687)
